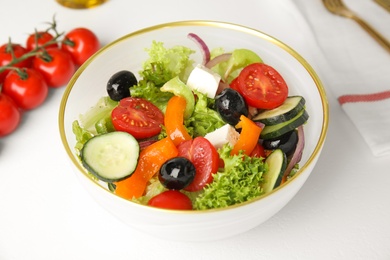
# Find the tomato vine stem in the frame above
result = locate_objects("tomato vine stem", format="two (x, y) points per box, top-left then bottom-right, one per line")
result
(0, 16), (65, 74)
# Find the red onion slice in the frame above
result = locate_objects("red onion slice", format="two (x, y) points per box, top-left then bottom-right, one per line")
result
(188, 33), (210, 65)
(205, 53), (232, 69)
(138, 138), (158, 150)
(248, 106), (259, 120)
(254, 121), (265, 129)
(283, 125), (305, 179)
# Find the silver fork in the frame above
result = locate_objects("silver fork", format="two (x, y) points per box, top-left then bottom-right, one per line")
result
(323, 0), (390, 53)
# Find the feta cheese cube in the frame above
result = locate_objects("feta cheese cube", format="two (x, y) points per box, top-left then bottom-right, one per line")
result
(204, 124), (240, 149)
(186, 64), (221, 98)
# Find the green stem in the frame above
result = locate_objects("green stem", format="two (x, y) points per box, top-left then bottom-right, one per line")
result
(15, 68), (28, 80)
(0, 17), (64, 74)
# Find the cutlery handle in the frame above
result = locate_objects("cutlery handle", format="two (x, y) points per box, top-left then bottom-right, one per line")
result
(374, 0), (390, 13)
(354, 17), (390, 53)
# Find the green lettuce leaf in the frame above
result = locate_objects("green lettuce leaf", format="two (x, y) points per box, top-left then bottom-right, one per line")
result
(72, 120), (94, 155)
(184, 90), (225, 137)
(78, 96), (118, 134)
(160, 76), (195, 119)
(194, 144), (267, 210)
(130, 80), (173, 113)
(210, 48), (263, 83)
(140, 41), (195, 86)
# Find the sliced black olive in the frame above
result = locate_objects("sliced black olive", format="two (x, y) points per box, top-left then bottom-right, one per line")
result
(159, 157), (196, 190)
(106, 70), (138, 101)
(262, 130), (298, 156)
(215, 88), (248, 126)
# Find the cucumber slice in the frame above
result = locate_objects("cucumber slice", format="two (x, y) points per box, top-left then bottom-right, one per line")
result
(81, 131), (140, 182)
(260, 109), (309, 140)
(252, 96), (305, 125)
(262, 149), (287, 193)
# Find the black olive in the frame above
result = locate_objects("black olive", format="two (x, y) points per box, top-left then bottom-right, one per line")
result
(262, 130), (298, 156)
(215, 88), (248, 126)
(106, 70), (138, 101)
(159, 157), (196, 190)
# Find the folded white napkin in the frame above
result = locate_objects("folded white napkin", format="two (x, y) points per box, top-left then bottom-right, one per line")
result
(293, 0), (390, 157)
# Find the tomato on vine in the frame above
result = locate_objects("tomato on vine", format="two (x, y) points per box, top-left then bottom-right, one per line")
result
(2, 68), (48, 110)
(32, 48), (75, 88)
(0, 44), (30, 83)
(0, 17), (100, 137)
(26, 31), (58, 51)
(61, 28), (100, 66)
(0, 93), (21, 137)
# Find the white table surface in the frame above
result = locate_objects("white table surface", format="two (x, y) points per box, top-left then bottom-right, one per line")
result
(1, 0), (389, 259)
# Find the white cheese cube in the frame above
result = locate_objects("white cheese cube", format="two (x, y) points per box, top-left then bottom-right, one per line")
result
(205, 124), (240, 149)
(186, 64), (221, 98)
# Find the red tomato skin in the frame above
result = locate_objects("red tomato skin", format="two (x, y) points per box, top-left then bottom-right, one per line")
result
(0, 44), (30, 83)
(2, 69), (48, 110)
(148, 190), (192, 210)
(0, 93), (21, 137)
(26, 32), (58, 51)
(237, 63), (288, 110)
(32, 48), (75, 88)
(111, 97), (164, 139)
(61, 28), (100, 66)
(229, 77), (241, 92)
(177, 137), (219, 192)
(250, 143), (266, 158)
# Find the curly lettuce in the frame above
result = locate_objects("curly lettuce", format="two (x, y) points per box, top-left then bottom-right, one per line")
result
(140, 41), (195, 86)
(184, 90), (225, 137)
(130, 80), (173, 113)
(194, 144), (267, 210)
(131, 41), (196, 112)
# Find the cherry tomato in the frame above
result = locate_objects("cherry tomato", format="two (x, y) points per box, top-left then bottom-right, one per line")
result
(111, 97), (164, 139)
(236, 63), (288, 109)
(250, 143), (266, 158)
(229, 77), (240, 92)
(26, 31), (58, 51)
(0, 93), (21, 137)
(32, 48), (75, 88)
(177, 137), (219, 192)
(2, 68), (48, 110)
(0, 44), (30, 83)
(61, 28), (100, 66)
(148, 190), (192, 210)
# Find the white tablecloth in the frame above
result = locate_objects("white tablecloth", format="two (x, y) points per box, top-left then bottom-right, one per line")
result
(1, 0), (389, 259)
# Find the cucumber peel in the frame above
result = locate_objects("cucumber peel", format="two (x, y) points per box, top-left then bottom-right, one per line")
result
(253, 96), (305, 125)
(260, 109), (309, 140)
(262, 149), (287, 193)
(81, 131), (140, 182)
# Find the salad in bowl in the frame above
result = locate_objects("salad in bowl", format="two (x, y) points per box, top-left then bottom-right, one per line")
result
(72, 33), (308, 210)
(59, 21), (328, 241)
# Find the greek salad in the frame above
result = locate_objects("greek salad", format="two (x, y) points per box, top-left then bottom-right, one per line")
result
(72, 33), (308, 210)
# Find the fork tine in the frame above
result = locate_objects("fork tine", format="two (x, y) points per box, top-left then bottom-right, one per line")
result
(323, 0), (346, 14)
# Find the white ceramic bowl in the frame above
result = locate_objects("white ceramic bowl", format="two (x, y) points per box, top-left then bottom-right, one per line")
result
(59, 21), (328, 242)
